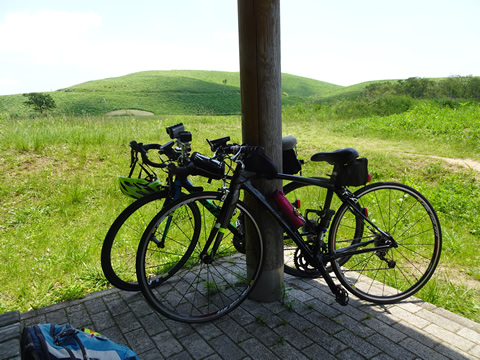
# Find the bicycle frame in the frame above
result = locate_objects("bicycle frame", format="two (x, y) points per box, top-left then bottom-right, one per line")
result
(202, 163), (398, 304)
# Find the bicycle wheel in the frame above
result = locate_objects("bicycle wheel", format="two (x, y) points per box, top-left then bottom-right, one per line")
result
(283, 181), (343, 277)
(136, 191), (264, 322)
(101, 190), (170, 291)
(329, 182), (442, 304)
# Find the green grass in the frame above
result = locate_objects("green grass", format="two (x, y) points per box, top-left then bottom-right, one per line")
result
(0, 91), (479, 322)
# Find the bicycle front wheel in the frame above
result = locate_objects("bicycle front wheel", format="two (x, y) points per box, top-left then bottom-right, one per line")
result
(329, 182), (442, 304)
(101, 190), (170, 291)
(136, 191), (264, 322)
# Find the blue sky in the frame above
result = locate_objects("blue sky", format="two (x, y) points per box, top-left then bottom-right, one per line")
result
(1, 0), (479, 95)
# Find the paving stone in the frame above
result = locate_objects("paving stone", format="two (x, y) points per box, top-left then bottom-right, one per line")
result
(216, 317), (252, 343)
(91, 310), (116, 332)
(151, 330), (184, 358)
(423, 323), (476, 351)
(225, 306), (257, 326)
(114, 311), (142, 333)
(137, 347), (165, 360)
(272, 323), (314, 350)
(332, 314), (375, 339)
(208, 334), (246, 360)
(335, 347), (367, 360)
(244, 321), (280, 348)
(0, 324), (20, 343)
(0, 338), (21, 360)
(84, 297), (108, 315)
(0, 311), (20, 326)
(164, 318), (197, 338)
(181, 333), (216, 360)
(138, 312), (168, 337)
(386, 306), (433, 329)
(98, 325), (126, 345)
(302, 326), (348, 354)
(457, 326), (480, 345)
(334, 329), (381, 359)
(104, 293), (130, 316)
(433, 341), (477, 360)
(127, 298), (155, 318)
(239, 337), (278, 360)
(362, 317), (407, 343)
(45, 308), (68, 324)
(366, 333), (416, 360)
(470, 345), (480, 358)
(270, 341), (309, 360)
(398, 337), (449, 360)
(417, 308), (464, 332)
(125, 327), (157, 356)
(301, 343), (337, 360)
(169, 351), (194, 360)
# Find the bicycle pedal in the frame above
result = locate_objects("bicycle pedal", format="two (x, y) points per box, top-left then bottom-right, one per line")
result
(335, 285), (349, 306)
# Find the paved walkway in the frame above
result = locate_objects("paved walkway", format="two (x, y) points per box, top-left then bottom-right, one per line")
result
(19, 274), (480, 360)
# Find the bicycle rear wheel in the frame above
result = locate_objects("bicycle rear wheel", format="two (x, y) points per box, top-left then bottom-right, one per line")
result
(101, 190), (169, 291)
(329, 182), (442, 304)
(136, 191), (264, 322)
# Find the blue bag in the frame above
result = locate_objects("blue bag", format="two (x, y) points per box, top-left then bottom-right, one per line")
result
(21, 323), (139, 360)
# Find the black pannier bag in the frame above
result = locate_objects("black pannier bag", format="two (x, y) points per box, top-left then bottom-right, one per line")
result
(336, 157), (369, 186)
(282, 148), (302, 175)
(281, 136), (302, 175)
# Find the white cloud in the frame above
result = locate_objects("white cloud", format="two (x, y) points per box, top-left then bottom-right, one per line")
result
(0, 10), (102, 65)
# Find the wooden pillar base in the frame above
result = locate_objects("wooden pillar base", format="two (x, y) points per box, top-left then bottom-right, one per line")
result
(249, 266), (284, 302)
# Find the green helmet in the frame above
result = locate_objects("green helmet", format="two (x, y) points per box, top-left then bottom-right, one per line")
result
(119, 177), (163, 199)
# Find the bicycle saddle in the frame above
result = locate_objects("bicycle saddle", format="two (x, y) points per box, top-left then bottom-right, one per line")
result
(310, 148), (359, 165)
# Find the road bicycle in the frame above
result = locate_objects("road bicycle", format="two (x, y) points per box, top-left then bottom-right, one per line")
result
(101, 124), (307, 291)
(101, 123), (229, 291)
(135, 142), (442, 322)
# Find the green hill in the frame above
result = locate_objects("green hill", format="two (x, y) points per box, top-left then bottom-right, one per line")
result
(0, 70), (343, 117)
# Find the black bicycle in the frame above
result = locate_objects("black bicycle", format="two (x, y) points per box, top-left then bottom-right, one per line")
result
(102, 124), (308, 291)
(135, 142), (442, 322)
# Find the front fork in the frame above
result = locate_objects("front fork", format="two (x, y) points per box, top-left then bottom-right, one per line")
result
(199, 187), (241, 264)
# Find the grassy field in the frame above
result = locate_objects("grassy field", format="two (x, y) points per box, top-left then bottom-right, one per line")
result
(1, 100), (479, 322)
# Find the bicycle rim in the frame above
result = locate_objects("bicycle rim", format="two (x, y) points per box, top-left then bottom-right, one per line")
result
(329, 182), (442, 304)
(101, 190), (168, 291)
(136, 191), (264, 322)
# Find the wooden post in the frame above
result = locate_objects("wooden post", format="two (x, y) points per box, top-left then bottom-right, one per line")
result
(237, 0), (283, 302)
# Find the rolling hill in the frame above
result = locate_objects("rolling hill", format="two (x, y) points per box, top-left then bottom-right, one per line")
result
(0, 70), (344, 116)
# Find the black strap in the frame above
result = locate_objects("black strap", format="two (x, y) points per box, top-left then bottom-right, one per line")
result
(34, 325), (52, 360)
(72, 332), (88, 360)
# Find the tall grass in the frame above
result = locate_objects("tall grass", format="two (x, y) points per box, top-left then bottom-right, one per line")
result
(0, 106), (479, 322)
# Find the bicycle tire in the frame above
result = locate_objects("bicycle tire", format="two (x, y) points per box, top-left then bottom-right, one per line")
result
(101, 190), (170, 291)
(136, 191), (264, 323)
(329, 182), (442, 304)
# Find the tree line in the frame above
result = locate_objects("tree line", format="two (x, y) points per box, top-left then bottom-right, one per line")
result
(365, 75), (480, 100)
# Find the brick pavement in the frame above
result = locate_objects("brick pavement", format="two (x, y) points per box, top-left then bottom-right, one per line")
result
(14, 274), (480, 359)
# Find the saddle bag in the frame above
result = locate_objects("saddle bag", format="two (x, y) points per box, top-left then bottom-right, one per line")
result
(336, 158), (369, 186)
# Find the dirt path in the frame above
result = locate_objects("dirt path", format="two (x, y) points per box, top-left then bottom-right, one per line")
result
(429, 156), (480, 173)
